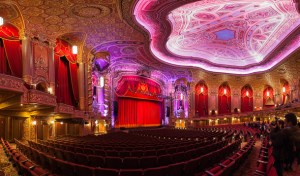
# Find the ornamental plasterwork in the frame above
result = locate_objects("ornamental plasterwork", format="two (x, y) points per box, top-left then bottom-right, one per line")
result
(28, 89), (56, 106)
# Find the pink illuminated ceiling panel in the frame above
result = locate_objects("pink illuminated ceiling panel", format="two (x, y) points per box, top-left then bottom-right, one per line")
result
(134, 0), (300, 74)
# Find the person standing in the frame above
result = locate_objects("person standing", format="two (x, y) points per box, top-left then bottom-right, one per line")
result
(282, 113), (300, 171)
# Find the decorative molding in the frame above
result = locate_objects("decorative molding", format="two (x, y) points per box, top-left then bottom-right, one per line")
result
(56, 103), (74, 114)
(28, 89), (56, 107)
(0, 74), (25, 93)
(73, 109), (85, 118)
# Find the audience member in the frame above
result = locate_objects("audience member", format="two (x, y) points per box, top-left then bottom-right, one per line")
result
(282, 113), (300, 171)
(270, 120), (284, 176)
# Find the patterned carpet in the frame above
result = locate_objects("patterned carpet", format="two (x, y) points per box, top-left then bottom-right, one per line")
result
(233, 140), (300, 176)
(0, 145), (18, 176)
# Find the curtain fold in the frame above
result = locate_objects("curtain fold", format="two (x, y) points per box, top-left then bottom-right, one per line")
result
(0, 39), (11, 75)
(195, 83), (208, 117)
(55, 56), (73, 106)
(218, 85), (231, 114)
(241, 87), (253, 112)
(2, 39), (22, 78)
(69, 63), (79, 102)
(117, 98), (161, 128)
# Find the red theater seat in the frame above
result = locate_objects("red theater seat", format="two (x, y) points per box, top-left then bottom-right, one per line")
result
(94, 168), (119, 176)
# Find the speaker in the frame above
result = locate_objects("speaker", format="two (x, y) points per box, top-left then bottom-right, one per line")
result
(166, 106), (170, 117)
(113, 101), (118, 117)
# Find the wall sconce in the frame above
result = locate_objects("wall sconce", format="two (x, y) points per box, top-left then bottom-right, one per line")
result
(266, 91), (270, 97)
(50, 120), (55, 124)
(32, 121), (37, 126)
(180, 93), (183, 100)
(47, 87), (53, 94)
(246, 91), (249, 96)
(72, 45), (78, 54)
(0, 16), (3, 26)
(282, 87), (286, 93)
(200, 87), (204, 93)
(224, 89), (227, 95)
(60, 122), (63, 125)
(100, 76), (104, 88)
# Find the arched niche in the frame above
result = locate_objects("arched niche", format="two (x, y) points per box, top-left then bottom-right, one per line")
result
(218, 82), (231, 115)
(241, 84), (253, 112)
(195, 80), (208, 117)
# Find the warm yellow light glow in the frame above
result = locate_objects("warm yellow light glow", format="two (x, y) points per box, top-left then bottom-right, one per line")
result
(282, 87), (286, 93)
(60, 122), (63, 125)
(266, 91), (270, 97)
(20, 104), (23, 106)
(72, 45), (78, 54)
(0, 17), (3, 26)
(32, 121), (37, 125)
(100, 77), (104, 88)
(50, 120), (55, 124)
(200, 87), (204, 93)
(48, 87), (53, 94)
(224, 89), (227, 94)
(246, 91), (249, 96)
(95, 120), (98, 124)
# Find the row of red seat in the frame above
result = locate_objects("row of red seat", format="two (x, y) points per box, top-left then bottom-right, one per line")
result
(1, 138), (52, 176)
(50, 129), (230, 149)
(15, 138), (241, 176)
(34, 136), (231, 158)
(25, 139), (229, 169)
(254, 137), (278, 176)
(198, 138), (256, 176)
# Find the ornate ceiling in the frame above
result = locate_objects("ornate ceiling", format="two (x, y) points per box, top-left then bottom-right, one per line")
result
(0, 0), (299, 81)
(134, 0), (300, 74)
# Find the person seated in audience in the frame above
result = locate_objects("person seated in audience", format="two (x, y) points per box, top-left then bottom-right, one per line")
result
(282, 113), (300, 171)
(270, 120), (284, 176)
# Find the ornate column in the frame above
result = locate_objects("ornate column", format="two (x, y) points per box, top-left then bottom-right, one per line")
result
(48, 42), (55, 94)
(189, 81), (195, 118)
(78, 62), (85, 110)
(22, 35), (33, 84)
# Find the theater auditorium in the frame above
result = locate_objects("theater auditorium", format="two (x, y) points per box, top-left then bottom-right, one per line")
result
(1, 0), (300, 176)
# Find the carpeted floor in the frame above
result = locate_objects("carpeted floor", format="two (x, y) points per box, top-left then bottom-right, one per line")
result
(0, 145), (18, 176)
(233, 140), (300, 176)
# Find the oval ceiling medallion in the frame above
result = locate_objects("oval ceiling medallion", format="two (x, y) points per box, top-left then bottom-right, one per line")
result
(71, 4), (111, 18)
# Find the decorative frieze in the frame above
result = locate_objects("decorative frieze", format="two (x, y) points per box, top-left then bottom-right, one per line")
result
(0, 74), (25, 93)
(56, 103), (74, 114)
(28, 89), (56, 106)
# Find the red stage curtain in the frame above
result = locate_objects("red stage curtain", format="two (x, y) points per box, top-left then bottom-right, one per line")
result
(2, 40), (22, 78)
(115, 76), (163, 127)
(0, 23), (19, 40)
(69, 63), (79, 102)
(55, 56), (73, 106)
(0, 24), (21, 78)
(115, 75), (162, 101)
(0, 39), (11, 75)
(117, 98), (161, 128)
(218, 85), (231, 114)
(241, 86), (253, 112)
(195, 83), (208, 117)
(263, 87), (274, 107)
(54, 39), (79, 106)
